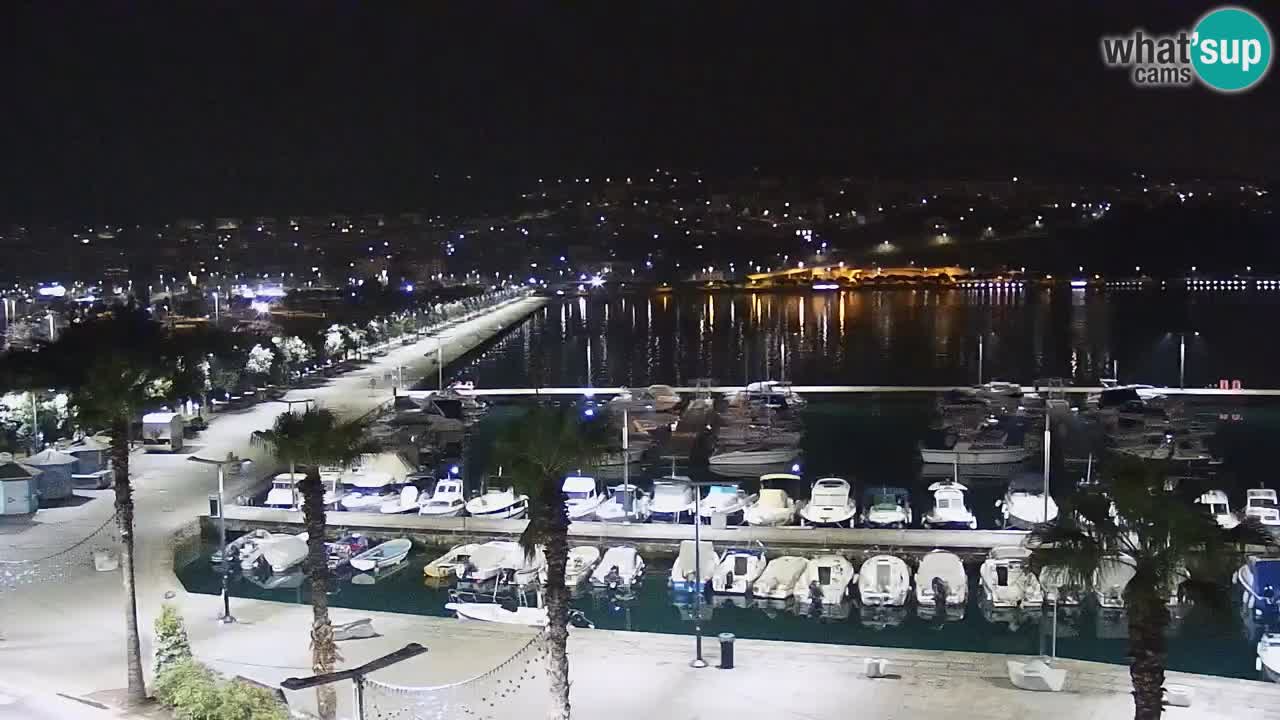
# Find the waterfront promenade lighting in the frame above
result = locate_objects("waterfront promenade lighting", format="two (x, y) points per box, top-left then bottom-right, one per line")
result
(187, 450), (250, 624)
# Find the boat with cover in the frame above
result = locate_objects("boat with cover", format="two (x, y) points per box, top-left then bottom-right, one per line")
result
(858, 555), (912, 607)
(914, 550), (968, 616)
(743, 476), (800, 526)
(711, 548), (767, 595)
(698, 484), (754, 525)
(669, 540), (718, 593)
(423, 543), (479, 579)
(792, 554), (855, 606)
(980, 546), (1044, 608)
(1000, 471), (1058, 529)
(591, 545), (646, 590)
(751, 556), (809, 600)
(540, 546), (601, 586)
(650, 478), (695, 523)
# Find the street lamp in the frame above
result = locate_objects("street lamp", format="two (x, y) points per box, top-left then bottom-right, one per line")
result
(188, 450), (250, 624)
(681, 478), (727, 669)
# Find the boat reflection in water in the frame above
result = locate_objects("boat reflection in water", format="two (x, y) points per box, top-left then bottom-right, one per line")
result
(861, 604), (909, 630)
(351, 560), (409, 586)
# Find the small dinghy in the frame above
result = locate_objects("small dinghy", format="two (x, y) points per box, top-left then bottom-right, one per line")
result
(792, 554), (855, 606)
(914, 550), (968, 620)
(711, 548), (767, 595)
(669, 540), (718, 593)
(212, 529), (270, 564)
(590, 546), (646, 590)
(260, 533), (309, 574)
(540, 546), (601, 586)
(423, 543), (479, 579)
(446, 602), (548, 627)
(980, 546), (1044, 608)
(858, 554), (912, 607)
(350, 538), (412, 572)
(751, 556), (809, 601)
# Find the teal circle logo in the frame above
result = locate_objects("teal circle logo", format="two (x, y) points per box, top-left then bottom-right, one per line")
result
(1191, 6), (1272, 92)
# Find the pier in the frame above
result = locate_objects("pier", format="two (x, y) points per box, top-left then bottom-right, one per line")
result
(404, 384), (1280, 398)
(212, 505), (1030, 560)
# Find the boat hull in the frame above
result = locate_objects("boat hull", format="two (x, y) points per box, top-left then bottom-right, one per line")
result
(709, 449), (798, 466)
(921, 448), (1031, 465)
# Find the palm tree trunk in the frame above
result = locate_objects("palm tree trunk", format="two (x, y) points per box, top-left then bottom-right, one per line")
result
(300, 467), (339, 720)
(110, 417), (146, 704)
(542, 486), (572, 720)
(1127, 592), (1169, 720)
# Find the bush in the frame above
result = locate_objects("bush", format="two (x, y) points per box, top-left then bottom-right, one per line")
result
(154, 659), (289, 720)
(153, 604), (193, 677)
(154, 660), (221, 720)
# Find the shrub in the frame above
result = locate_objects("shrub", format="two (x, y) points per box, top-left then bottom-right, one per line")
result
(154, 659), (289, 720)
(153, 604), (193, 677)
(154, 660), (221, 720)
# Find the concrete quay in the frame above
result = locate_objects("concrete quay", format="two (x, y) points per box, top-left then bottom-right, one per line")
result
(215, 506), (1031, 559)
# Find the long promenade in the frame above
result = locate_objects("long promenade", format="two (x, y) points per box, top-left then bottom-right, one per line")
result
(0, 295), (546, 717)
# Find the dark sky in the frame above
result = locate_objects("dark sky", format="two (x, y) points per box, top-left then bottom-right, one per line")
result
(3, 2), (1278, 220)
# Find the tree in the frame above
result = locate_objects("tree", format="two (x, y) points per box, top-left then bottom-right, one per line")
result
(245, 344), (275, 383)
(0, 303), (205, 705)
(322, 324), (347, 361)
(1028, 454), (1273, 720)
(250, 408), (368, 720)
(273, 336), (313, 383)
(491, 407), (607, 720)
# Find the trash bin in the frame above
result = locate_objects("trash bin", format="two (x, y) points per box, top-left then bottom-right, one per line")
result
(718, 633), (735, 669)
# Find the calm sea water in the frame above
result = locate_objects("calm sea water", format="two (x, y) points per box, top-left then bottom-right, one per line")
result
(177, 290), (1280, 681)
(451, 289), (1280, 390)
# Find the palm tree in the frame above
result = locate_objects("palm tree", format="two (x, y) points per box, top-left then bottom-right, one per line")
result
(251, 408), (367, 720)
(492, 406), (608, 720)
(0, 303), (207, 705)
(1028, 454), (1273, 720)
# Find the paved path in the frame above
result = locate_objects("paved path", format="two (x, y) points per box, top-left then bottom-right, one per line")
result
(0, 296), (547, 715)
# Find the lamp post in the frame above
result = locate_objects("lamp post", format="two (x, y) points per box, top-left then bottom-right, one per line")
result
(1179, 333), (1186, 389)
(188, 451), (248, 624)
(977, 334), (984, 385)
(683, 478), (724, 669)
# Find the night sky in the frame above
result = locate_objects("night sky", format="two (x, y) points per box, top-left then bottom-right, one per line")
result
(4, 2), (1278, 220)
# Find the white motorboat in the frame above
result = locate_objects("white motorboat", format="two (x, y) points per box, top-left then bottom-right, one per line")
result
(736, 380), (807, 408)
(540, 546), (601, 587)
(594, 484), (651, 523)
(238, 532), (291, 571)
(743, 478), (800, 527)
(457, 541), (520, 583)
(798, 478), (857, 527)
(915, 550), (967, 619)
(857, 555), (912, 607)
(1094, 555), (1137, 609)
(339, 470), (400, 511)
(1245, 489), (1280, 531)
(260, 533), (309, 574)
(263, 472), (303, 508)
(922, 480), (978, 530)
(980, 546), (1044, 608)
(418, 478), (466, 517)
(1258, 633), (1280, 682)
(974, 381), (1024, 400)
(1000, 473), (1058, 529)
(465, 487), (529, 519)
(1197, 489), (1240, 529)
(711, 548), (768, 595)
(792, 554), (855, 606)
(502, 545), (545, 587)
(563, 475), (606, 521)
(669, 540), (718, 593)
(645, 384), (682, 412)
(591, 545), (645, 590)
(751, 556), (809, 600)
(920, 430), (1031, 465)
(212, 529), (271, 564)
(446, 602), (547, 627)
(1237, 556), (1280, 617)
(698, 484), (754, 525)
(860, 486), (913, 529)
(379, 485), (423, 514)
(1039, 565), (1085, 605)
(349, 538), (412, 572)
(423, 543), (479, 579)
(708, 444), (798, 467)
(650, 478), (695, 523)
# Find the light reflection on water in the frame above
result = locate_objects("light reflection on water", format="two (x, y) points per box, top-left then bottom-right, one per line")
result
(450, 290), (1280, 390)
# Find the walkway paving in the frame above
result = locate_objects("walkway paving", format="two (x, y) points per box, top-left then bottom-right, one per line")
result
(0, 296), (546, 717)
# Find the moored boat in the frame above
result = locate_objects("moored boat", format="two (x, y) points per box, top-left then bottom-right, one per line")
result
(798, 477), (857, 527)
(349, 538), (412, 572)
